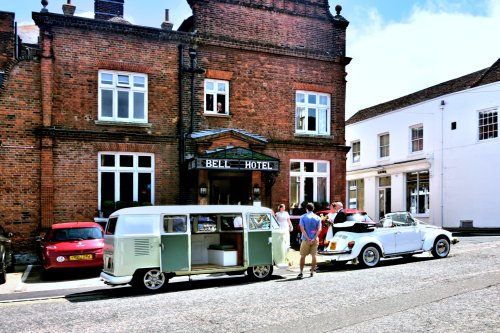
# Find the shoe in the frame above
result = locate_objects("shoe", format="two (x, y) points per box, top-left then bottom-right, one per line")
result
(310, 270), (314, 277)
(297, 273), (303, 279)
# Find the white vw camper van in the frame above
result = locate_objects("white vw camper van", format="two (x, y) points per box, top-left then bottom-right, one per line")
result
(100, 205), (288, 292)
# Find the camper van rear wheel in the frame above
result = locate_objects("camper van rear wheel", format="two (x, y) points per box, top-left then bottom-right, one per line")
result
(247, 265), (273, 280)
(132, 268), (168, 291)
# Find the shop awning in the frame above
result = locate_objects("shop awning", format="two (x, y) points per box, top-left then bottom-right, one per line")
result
(188, 147), (279, 172)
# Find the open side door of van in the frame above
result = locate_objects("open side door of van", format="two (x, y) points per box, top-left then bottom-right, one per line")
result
(160, 215), (190, 272)
(247, 213), (273, 266)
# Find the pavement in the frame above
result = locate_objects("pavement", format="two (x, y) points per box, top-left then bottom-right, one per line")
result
(0, 249), (324, 296)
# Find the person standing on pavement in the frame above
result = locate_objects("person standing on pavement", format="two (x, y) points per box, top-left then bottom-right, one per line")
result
(275, 204), (293, 248)
(333, 201), (347, 224)
(298, 202), (321, 279)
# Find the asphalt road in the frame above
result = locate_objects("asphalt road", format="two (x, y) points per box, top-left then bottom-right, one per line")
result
(0, 235), (499, 332)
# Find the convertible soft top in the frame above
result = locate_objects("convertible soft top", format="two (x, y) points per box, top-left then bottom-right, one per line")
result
(333, 221), (377, 233)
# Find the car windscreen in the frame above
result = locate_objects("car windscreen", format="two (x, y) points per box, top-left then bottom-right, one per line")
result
(50, 227), (103, 241)
(346, 213), (373, 222)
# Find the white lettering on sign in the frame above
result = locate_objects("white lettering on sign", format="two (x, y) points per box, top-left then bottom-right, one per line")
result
(206, 159), (230, 168)
(245, 161), (273, 170)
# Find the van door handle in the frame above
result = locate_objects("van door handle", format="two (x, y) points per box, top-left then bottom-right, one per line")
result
(268, 237), (272, 244)
(160, 243), (164, 250)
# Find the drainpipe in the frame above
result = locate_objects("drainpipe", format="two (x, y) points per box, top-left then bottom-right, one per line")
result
(440, 100), (445, 227)
(178, 44), (186, 202)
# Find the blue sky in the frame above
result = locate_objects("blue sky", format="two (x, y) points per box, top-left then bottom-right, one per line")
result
(2, 0), (499, 117)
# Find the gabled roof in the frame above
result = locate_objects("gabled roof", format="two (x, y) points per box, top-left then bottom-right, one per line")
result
(346, 58), (500, 125)
(189, 128), (268, 143)
(197, 147), (277, 161)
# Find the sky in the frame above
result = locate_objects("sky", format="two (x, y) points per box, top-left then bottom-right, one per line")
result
(2, 0), (499, 118)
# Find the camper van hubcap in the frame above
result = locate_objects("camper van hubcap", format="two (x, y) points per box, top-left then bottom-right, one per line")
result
(143, 269), (166, 290)
(248, 265), (273, 279)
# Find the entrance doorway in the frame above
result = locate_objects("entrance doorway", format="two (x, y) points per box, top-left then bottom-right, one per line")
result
(378, 176), (391, 220)
(209, 172), (251, 205)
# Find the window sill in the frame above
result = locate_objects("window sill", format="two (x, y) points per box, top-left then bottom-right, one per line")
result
(294, 133), (332, 138)
(95, 120), (152, 128)
(204, 113), (231, 118)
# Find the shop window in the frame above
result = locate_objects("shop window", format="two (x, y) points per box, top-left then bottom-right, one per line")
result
(348, 179), (364, 209)
(98, 70), (148, 123)
(406, 171), (429, 215)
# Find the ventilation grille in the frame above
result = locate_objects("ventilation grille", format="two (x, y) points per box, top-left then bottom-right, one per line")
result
(134, 238), (151, 256)
(460, 220), (473, 228)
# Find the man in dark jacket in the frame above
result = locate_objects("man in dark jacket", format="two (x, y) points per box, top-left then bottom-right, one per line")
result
(333, 202), (347, 224)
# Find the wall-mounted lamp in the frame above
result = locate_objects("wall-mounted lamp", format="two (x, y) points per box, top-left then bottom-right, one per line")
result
(253, 184), (261, 197)
(199, 183), (208, 197)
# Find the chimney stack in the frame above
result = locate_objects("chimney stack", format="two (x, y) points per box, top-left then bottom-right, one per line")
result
(161, 9), (173, 31)
(94, 0), (124, 20)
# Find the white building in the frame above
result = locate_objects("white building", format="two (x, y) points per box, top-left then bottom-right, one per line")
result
(345, 58), (500, 230)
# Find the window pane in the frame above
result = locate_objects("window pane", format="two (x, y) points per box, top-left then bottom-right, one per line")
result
(319, 95), (328, 105)
(304, 162), (314, 172)
(307, 108), (316, 131)
(133, 92), (145, 119)
(101, 172), (115, 203)
(308, 94), (316, 104)
(206, 94), (214, 112)
(119, 172), (133, 203)
(304, 177), (313, 202)
(205, 81), (214, 91)
(317, 177), (327, 203)
(101, 73), (113, 85)
(296, 107), (306, 130)
(317, 162), (327, 173)
(118, 91), (129, 118)
(101, 90), (113, 117)
(217, 82), (226, 92)
(296, 93), (305, 103)
(164, 216), (187, 233)
(101, 154), (115, 167)
(216, 95), (225, 113)
(120, 155), (133, 167)
(133, 76), (145, 88)
(138, 173), (152, 203)
(138, 155), (151, 168)
(290, 176), (300, 208)
(290, 162), (301, 172)
(318, 108), (327, 133)
(118, 75), (129, 85)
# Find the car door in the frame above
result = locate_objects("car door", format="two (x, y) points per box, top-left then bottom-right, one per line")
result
(394, 215), (422, 253)
(247, 213), (273, 266)
(160, 214), (190, 272)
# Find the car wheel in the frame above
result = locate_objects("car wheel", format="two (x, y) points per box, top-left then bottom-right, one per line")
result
(358, 245), (381, 268)
(132, 268), (168, 292)
(0, 260), (6, 285)
(247, 265), (273, 280)
(431, 237), (450, 258)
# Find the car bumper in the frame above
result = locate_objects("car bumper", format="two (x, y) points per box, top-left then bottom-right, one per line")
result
(317, 249), (352, 256)
(43, 256), (103, 270)
(100, 271), (133, 286)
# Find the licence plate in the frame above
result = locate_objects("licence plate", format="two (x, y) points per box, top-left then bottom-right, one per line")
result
(329, 242), (337, 250)
(69, 254), (93, 261)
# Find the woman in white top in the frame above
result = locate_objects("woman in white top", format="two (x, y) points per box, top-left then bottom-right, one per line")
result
(275, 204), (293, 248)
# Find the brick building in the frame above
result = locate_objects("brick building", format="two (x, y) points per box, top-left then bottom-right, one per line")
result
(0, 0), (351, 254)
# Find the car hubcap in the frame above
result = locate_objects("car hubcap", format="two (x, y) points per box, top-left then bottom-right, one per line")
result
(436, 240), (449, 256)
(253, 265), (270, 278)
(364, 248), (379, 265)
(144, 270), (165, 290)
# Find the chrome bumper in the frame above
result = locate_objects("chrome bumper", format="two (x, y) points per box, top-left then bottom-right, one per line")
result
(318, 249), (352, 256)
(100, 271), (133, 286)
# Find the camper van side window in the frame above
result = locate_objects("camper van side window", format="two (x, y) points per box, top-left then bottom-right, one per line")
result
(248, 213), (271, 230)
(106, 217), (118, 235)
(163, 215), (187, 233)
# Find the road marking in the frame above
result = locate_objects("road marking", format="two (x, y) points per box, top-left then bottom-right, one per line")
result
(14, 265), (32, 292)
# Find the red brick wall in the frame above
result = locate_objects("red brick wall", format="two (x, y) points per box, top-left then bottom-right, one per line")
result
(0, 59), (42, 251)
(0, 12), (15, 69)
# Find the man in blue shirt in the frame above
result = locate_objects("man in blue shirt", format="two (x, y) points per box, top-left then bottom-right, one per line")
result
(298, 202), (321, 279)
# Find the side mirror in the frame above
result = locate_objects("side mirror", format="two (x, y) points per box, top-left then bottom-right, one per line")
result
(35, 235), (43, 242)
(6, 232), (13, 238)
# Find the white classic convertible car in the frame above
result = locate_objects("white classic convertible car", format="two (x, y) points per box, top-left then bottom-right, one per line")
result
(318, 212), (459, 268)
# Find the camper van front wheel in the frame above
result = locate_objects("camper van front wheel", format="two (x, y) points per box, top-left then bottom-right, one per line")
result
(247, 265), (273, 280)
(132, 268), (168, 291)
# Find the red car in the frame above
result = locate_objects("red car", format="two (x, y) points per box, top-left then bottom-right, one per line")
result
(315, 209), (374, 247)
(39, 222), (104, 273)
